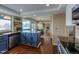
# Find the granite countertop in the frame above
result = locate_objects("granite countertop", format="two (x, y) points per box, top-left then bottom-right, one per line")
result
(0, 32), (21, 36)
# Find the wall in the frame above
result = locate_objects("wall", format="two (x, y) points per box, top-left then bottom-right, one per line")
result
(66, 4), (75, 26)
(53, 13), (66, 37)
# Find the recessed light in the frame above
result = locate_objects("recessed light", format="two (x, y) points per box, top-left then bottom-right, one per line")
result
(46, 4), (50, 7)
(19, 9), (23, 12)
(33, 14), (36, 16)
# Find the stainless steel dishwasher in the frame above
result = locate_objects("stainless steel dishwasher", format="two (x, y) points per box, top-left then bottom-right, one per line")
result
(9, 35), (16, 49)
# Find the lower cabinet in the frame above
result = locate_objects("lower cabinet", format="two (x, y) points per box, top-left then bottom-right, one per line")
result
(0, 40), (7, 51)
(0, 35), (8, 53)
(8, 33), (21, 49)
(0, 33), (21, 53)
(15, 34), (21, 45)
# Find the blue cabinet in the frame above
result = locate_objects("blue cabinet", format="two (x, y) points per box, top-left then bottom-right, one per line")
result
(15, 34), (21, 44)
(8, 33), (21, 48)
(0, 40), (7, 51)
(0, 33), (21, 53)
(21, 33), (40, 47)
(0, 35), (8, 53)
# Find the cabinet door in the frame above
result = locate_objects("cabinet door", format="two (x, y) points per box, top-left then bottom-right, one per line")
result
(0, 40), (8, 52)
(15, 34), (20, 44)
(21, 33), (28, 44)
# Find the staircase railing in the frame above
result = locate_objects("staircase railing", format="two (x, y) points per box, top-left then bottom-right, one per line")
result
(53, 35), (70, 54)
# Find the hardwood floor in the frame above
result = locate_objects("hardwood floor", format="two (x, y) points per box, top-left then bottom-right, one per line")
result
(6, 36), (57, 54)
(6, 44), (57, 54)
(40, 36), (53, 54)
(7, 45), (41, 54)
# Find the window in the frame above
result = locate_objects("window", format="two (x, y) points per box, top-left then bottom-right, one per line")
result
(22, 19), (31, 32)
(31, 23), (34, 32)
(22, 19), (36, 33)
(0, 16), (11, 33)
(31, 23), (36, 33)
(33, 23), (36, 33)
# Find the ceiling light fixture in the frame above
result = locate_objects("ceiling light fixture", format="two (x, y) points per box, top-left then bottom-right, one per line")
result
(46, 4), (50, 7)
(33, 14), (36, 16)
(19, 9), (23, 12)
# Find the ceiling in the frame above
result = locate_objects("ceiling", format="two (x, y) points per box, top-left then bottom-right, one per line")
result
(3, 4), (58, 13)
(3, 4), (66, 16)
(0, 4), (67, 21)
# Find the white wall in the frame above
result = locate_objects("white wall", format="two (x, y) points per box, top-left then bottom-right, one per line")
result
(53, 13), (66, 37)
(66, 4), (75, 26)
